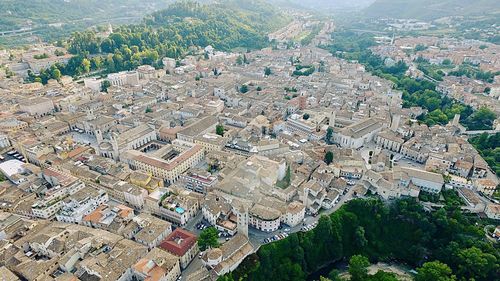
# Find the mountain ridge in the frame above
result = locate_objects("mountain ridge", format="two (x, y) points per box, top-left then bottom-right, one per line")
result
(364, 0), (500, 20)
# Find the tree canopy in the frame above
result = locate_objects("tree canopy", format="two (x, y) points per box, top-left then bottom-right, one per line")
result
(325, 151), (334, 165)
(27, 0), (289, 83)
(198, 226), (220, 251)
(469, 132), (500, 174)
(416, 261), (456, 281)
(219, 198), (499, 281)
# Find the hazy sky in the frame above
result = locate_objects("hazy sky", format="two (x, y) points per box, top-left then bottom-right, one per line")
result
(282, 0), (377, 9)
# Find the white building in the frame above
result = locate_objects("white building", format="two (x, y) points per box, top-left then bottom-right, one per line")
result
(55, 187), (109, 224)
(282, 201), (305, 227)
(137, 65), (156, 80)
(19, 97), (54, 117)
(0, 134), (10, 148)
(333, 118), (385, 149)
(83, 78), (103, 92)
(163, 57), (176, 71)
(133, 214), (173, 249)
(120, 183), (148, 209)
(0, 159), (27, 185)
(399, 166), (444, 194)
(375, 130), (404, 153)
(107, 71), (139, 86)
(202, 234), (254, 276)
(32, 200), (64, 219)
(179, 169), (218, 194)
(248, 204), (281, 232)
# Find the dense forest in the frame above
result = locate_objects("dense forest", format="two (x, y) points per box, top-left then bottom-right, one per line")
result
(67, 0), (287, 56)
(324, 31), (496, 130)
(220, 198), (499, 281)
(26, 0), (288, 83)
(0, 0), (174, 30)
(0, 0), (179, 46)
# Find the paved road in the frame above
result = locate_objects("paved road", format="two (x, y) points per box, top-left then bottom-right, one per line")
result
(181, 253), (204, 278)
(483, 225), (498, 243)
(184, 211), (204, 234)
(464, 129), (500, 136)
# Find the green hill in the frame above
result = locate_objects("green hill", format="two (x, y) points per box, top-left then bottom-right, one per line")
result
(77, 0), (289, 56)
(0, 0), (180, 46)
(0, 0), (180, 30)
(25, 0), (289, 82)
(364, 0), (500, 20)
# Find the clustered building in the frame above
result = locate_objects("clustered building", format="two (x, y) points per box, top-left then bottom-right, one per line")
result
(0, 17), (498, 281)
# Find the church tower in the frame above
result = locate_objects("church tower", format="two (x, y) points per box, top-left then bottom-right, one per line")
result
(94, 129), (103, 156)
(110, 132), (120, 161)
(390, 114), (401, 132)
(234, 201), (249, 238)
(329, 111), (336, 127)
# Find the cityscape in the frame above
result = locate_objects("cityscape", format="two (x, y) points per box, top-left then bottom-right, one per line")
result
(0, 1), (499, 281)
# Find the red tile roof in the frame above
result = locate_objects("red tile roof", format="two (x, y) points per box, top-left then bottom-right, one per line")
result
(159, 228), (197, 257)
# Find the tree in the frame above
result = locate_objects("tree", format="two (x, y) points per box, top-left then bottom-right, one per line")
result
(328, 269), (343, 281)
(101, 80), (111, 93)
(456, 246), (497, 280)
(416, 261), (456, 281)
(349, 255), (370, 281)
(216, 124), (224, 137)
(354, 226), (368, 248)
(442, 59), (452, 66)
(256, 86), (262, 91)
(105, 54), (115, 73)
(51, 68), (61, 80)
(34, 53), (49, 59)
(303, 113), (310, 120)
(264, 67), (272, 76)
(415, 44), (427, 52)
(240, 84), (249, 93)
(91, 57), (102, 70)
(324, 151), (334, 165)
(81, 58), (91, 73)
(145, 107), (153, 113)
(198, 227), (220, 251)
(370, 271), (399, 281)
(326, 127), (333, 144)
(236, 55), (244, 65)
(465, 107), (496, 130)
(54, 49), (65, 56)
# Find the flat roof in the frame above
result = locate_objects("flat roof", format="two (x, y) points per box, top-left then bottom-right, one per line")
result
(0, 160), (25, 177)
